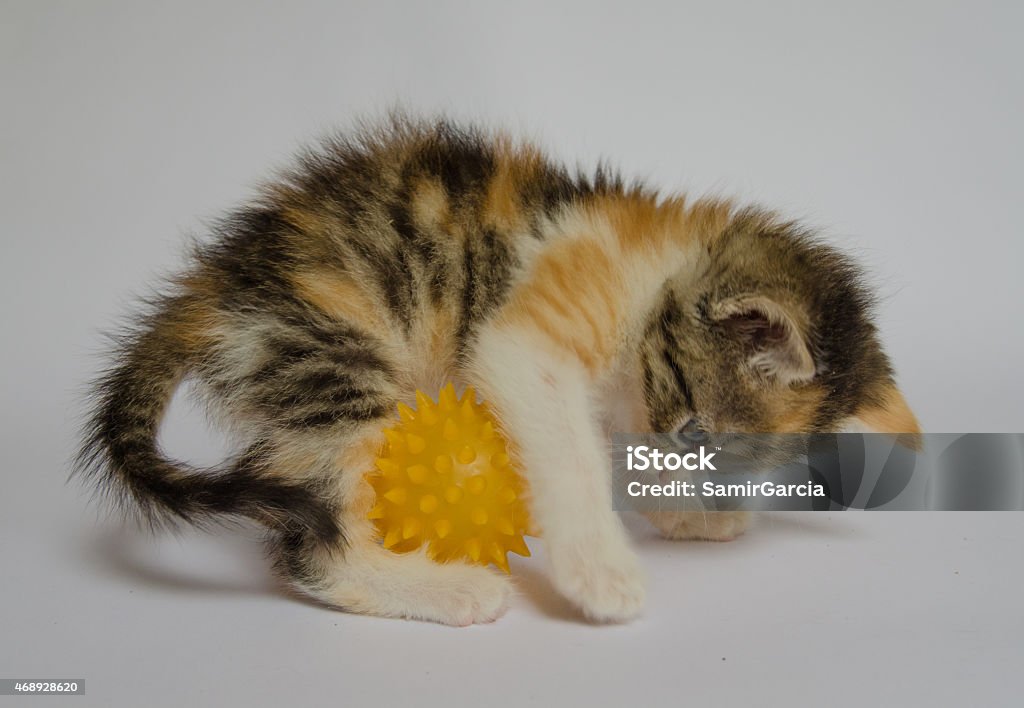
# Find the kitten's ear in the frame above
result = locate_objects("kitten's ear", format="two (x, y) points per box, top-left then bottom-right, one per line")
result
(710, 295), (815, 385)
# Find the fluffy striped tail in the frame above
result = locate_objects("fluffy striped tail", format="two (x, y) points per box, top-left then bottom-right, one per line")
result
(76, 298), (340, 542)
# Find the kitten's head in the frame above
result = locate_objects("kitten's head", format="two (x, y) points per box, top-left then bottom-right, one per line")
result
(639, 208), (918, 439)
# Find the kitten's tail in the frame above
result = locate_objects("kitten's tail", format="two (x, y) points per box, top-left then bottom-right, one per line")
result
(75, 297), (339, 541)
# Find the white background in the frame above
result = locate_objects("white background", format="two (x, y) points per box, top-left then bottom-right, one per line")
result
(2, 2), (1021, 706)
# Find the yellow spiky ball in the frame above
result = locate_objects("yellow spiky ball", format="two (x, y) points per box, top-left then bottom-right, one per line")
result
(365, 383), (533, 573)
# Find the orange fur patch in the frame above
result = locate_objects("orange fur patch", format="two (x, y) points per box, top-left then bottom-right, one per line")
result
(174, 274), (224, 350)
(292, 269), (394, 336)
(855, 386), (922, 448)
(507, 238), (622, 374)
(274, 195), (332, 237)
(483, 139), (544, 232)
(589, 194), (683, 251)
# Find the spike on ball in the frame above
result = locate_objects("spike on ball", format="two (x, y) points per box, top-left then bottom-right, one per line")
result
(365, 383), (534, 573)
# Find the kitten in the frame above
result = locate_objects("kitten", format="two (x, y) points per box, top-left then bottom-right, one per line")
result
(78, 116), (919, 625)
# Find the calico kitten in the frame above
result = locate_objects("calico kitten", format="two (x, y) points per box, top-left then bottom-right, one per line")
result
(78, 116), (919, 625)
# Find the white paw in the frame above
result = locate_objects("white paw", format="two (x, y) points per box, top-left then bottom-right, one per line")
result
(414, 564), (512, 627)
(549, 541), (646, 623)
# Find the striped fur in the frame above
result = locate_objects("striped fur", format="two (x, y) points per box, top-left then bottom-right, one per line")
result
(77, 116), (918, 624)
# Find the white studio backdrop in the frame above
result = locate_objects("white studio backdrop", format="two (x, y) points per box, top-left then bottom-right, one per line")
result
(1, 2), (1021, 707)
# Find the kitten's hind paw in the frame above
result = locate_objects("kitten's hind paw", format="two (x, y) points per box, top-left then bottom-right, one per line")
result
(418, 564), (512, 626)
(645, 510), (751, 542)
(314, 552), (512, 626)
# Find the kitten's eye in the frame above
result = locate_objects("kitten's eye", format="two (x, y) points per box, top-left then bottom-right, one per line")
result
(675, 418), (709, 444)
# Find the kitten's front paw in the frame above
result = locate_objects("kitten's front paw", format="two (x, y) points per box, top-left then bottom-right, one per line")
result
(550, 541), (646, 623)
